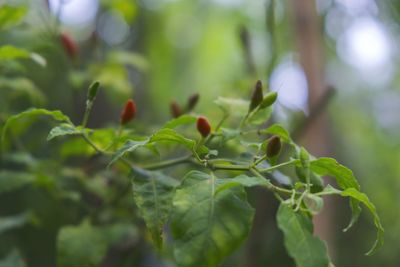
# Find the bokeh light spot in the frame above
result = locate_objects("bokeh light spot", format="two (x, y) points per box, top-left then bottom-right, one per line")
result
(97, 11), (130, 46)
(49, 0), (98, 26)
(337, 17), (392, 70)
(270, 58), (308, 112)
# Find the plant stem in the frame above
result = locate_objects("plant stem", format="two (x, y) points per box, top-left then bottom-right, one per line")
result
(294, 189), (308, 212)
(81, 133), (104, 154)
(207, 158), (249, 165)
(210, 164), (250, 171)
(81, 101), (93, 128)
(141, 156), (192, 170)
(240, 129), (260, 135)
(250, 168), (294, 195)
(194, 136), (205, 153)
(204, 112), (229, 145)
(214, 112), (229, 133)
(105, 124), (123, 151)
(257, 159), (299, 173)
(253, 155), (266, 166)
(315, 188), (341, 196)
(239, 113), (249, 129)
(80, 133), (134, 169)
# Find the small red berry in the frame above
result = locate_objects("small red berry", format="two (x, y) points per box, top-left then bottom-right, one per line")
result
(196, 116), (211, 137)
(170, 101), (182, 118)
(60, 32), (78, 59)
(120, 99), (136, 125)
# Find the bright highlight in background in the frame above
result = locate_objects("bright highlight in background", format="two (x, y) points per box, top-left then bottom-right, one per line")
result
(270, 59), (308, 112)
(337, 17), (392, 70)
(97, 11), (129, 46)
(49, 0), (99, 26)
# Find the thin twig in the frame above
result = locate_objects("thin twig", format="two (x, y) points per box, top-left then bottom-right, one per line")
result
(141, 155), (192, 170)
(257, 159), (299, 173)
(292, 86), (336, 141)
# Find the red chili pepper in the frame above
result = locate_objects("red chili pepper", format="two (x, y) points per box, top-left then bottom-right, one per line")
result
(60, 32), (78, 59)
(120, 99), (136, 125)
(196, 116), (211, 137)
(170, 101), (182, 118)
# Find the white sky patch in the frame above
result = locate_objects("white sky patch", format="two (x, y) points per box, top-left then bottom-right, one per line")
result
(270, 59), (308, 112)
(49, 0), (98, 26)
(337, 17), (392, 71)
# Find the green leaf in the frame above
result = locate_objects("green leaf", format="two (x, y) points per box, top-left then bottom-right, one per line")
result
(215, 174), (269, 194)
(60, 138), (94, 158)
(93, 63), (131, 102)
(57, 220), (108, 267)
(0, 249), (26, 267)
(104, 0), (138, 22)
(214, 97), (248, 115)
(304, 194), (324, 215)
(108, 139), (149, 166)
(1, 152), (37, 168)
(131, 168), (179, 249)
(0, 77), (46, 105)
(163, 115), (197, 129)
(219, 128), (241, 142)
(0, 46), (46, 66)
(0, 45), (29, 60)
(318, 184), (342, 195)
(171, 171), (254, 267)
(150, 128), (202, 152)
(0, 171), (35, 194)
(109, 128), (208, 166)
(47, 124), (82, 141)
(296, 167), (324, 193)
(108, 51), (149, 71)
(0, 212), (32, 235)
(310, 158), (361, 231)
(0, 5), (27, 30)
(277, 203), (330, 267)
(310, 158), (360, 190)
(340, 188), (384, 255)
(103, 222), (138, 246)
(260, 123), (293, 143)
(1, 108), (71, 146)
(247, 106), (273, 125)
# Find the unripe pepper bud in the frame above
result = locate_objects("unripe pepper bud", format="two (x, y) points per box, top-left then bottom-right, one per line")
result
(170, 101), (182, 118)
(299, 147), (310, 167)
(249, 80), (264, 112)
(87, 81), (100, 102)
(60, 32), (78, 59)
(196, 116), (211, 137)
(120, 99), (136, 125)
(187, 93), (199, 111)
(259, 91), (277, 109)
(266, 135), (281, 158)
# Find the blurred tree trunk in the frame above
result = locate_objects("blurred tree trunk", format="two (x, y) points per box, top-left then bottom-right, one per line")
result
(289, 0), (336, 259)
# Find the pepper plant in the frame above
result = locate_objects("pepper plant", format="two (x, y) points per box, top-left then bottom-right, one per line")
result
(1, 80), (383, 267)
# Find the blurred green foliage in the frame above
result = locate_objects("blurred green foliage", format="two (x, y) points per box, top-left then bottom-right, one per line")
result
(0, 0), (398, 266)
